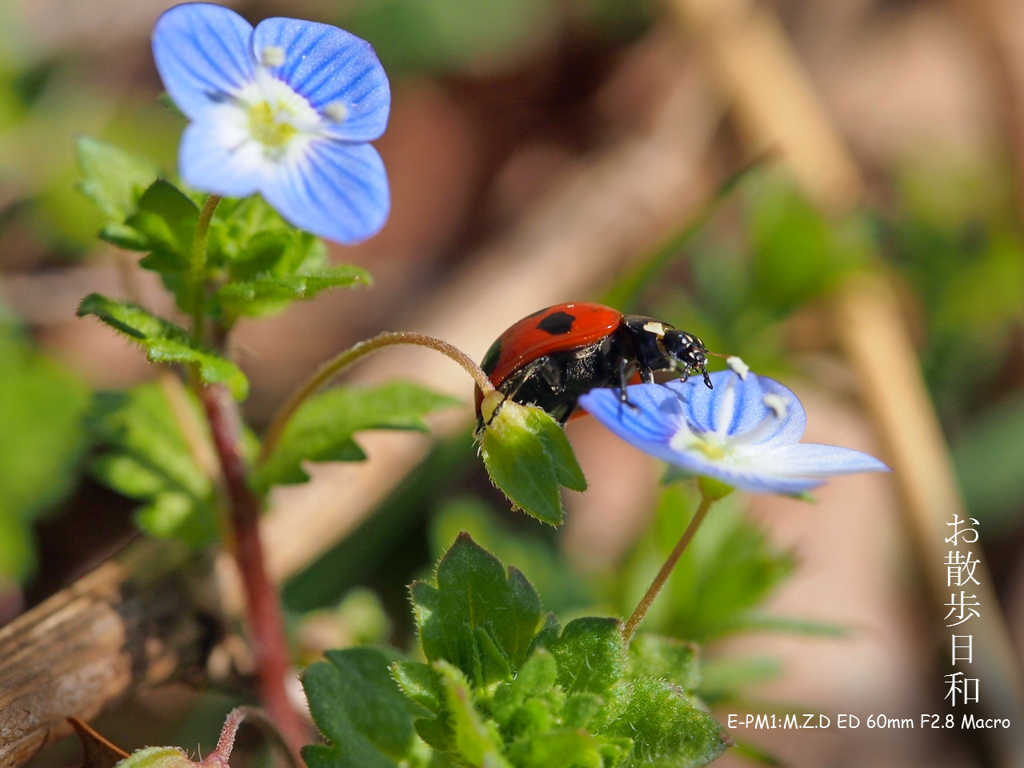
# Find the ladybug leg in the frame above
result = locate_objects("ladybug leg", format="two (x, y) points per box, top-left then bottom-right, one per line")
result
(616, 358), (641, 413)
(485, 357), (559, 426)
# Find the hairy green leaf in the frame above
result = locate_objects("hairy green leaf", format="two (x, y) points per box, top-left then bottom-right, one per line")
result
(77, 294), (248, 399)
(111, 747), (192, 768)
(411, 533), (543, 687)
(130, 180), (200, 275)
(605, 679), (728, 767)
(626, 635), (700, 692)
(76, 137), (160, 221)
(545, 617), (624, 695)
(254, 381), (459, 491)
(88, 383), (218, 546)
(303, 647), (416, 768)
(434, 660), (511, 768)
(0, 325), (89, 579)
(479, 399), (586, 525)
(508, 729), (606, 768)
(213, 265), (370, 319)
(391, 661), (445, 716)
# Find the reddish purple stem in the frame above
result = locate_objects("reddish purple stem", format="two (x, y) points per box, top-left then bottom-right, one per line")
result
(200, 385), (308, 761)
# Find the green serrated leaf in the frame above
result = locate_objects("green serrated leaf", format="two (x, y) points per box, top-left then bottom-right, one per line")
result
(0, 325), (89, 579)
(129, 180), (200, 275)
(100, 222), (151, 251)
(490, 649), (562, 745)
(76, 137), (160, 222)
(479, 399), (587, 526)
(434, 660), (511, 768)
(391, 660), (445, 716)
(213, 265), (371, 319)
(508, 729), (605, 768)
(303, 647), (416, 768)
(604, 679), (728, 768)
(411, 533), (543, 687)
(627, 635), (700, 692)
(254, 381), (459, 491)
(563, 693), (603, 729)
(77, 293), (248, 399)
(545, 617), (624, 695)
(88, 383), (218, 547)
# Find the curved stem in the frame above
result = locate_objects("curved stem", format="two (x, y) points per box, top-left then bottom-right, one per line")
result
(622, 492), (715, 644)
(190, 194), (222, 344)
(259, 331), (494, 464)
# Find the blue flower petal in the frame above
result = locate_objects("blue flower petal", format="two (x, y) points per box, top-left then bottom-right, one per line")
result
(751, 375), (807, 446)
(260, 138), (389, 244)
(252, 18), (390, 142)
(583, 376), (887, 496)
(178, 117), (262, 198)
(579, 384), (684, 444)
(754, 443), (890, 476)
(152, 4), (255, 121)
(667, 372), (806, 445)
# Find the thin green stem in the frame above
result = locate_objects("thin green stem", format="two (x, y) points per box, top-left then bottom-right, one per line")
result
(190, 193), (222, 344)
(622, 492), (715, 644)
(259, 331), (494, 465)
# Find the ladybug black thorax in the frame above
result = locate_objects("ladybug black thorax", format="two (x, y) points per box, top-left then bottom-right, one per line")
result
(620, 315), (708, 383)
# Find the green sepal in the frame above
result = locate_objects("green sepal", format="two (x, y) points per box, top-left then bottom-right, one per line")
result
(478, 397), (587, 526)
(302, 647), (417, 768)
(411, 532), (543, 688)
(253, 381), (459, 491)
(76, 293), (248, 399)
(545, 617), (625, 695)
(75, 137), (160, 222)
(604, 679), (729, 767)
(112, 747), (193, 768)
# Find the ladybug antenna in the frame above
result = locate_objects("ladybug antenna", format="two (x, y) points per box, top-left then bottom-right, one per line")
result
(705, 351), (732, 359)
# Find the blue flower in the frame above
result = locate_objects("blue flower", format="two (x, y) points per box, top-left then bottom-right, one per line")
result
(578, 370), (889, 495)
(152, 3), (390, 244)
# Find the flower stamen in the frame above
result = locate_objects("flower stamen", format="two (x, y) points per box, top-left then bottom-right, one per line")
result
(323, 102), (348, 123)
(247, 101), (298, 149)
(261, 46), (285, 67)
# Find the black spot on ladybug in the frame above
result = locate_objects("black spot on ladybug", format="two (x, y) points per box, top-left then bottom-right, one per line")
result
(537, 311), (576, 335)
(480, 338), (502, 374)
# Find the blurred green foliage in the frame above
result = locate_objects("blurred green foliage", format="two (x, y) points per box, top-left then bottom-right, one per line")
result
(611, 484), (794, 643)
(608, 172), (873, 377)
(0, 319), (89, 579)
(88, 382), (220, 547)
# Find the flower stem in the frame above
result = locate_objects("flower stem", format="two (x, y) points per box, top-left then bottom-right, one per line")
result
(622, 492), (715, 644)
(259, 330), (494, 464)
(190, 194), (221, 344)
(199, 383), (308, 760)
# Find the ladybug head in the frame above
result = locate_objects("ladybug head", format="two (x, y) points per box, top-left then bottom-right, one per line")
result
(663, 330), (713, 389)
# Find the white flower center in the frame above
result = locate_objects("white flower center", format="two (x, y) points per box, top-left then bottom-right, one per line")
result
(225, 58), (346, 161)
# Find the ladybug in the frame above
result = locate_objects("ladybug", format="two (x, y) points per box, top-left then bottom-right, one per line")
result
(475, 302), (711, 428)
